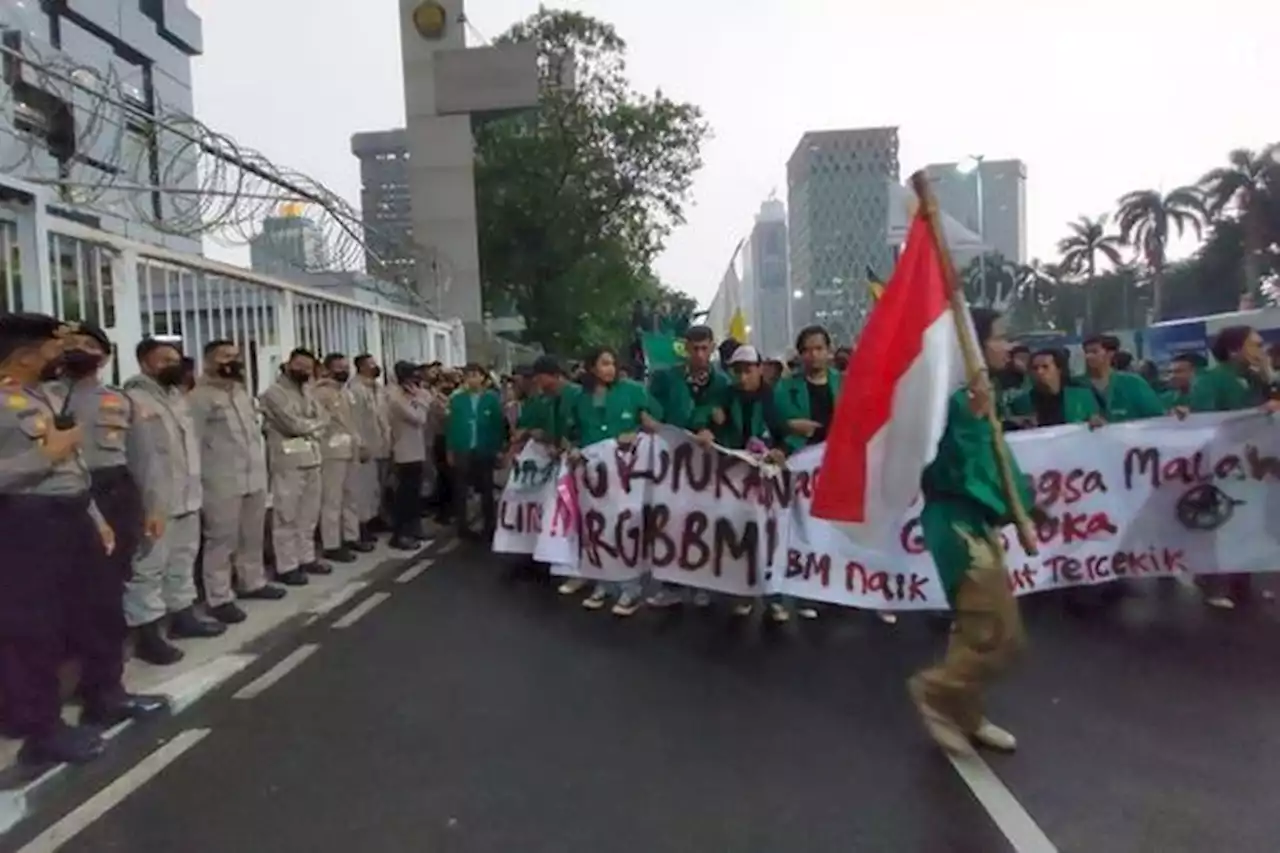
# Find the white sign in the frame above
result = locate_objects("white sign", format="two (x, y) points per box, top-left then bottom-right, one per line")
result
(492, 415), (1280, 610)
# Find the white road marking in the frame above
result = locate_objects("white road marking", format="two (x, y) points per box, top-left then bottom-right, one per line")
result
(306, 581), (368, 621)
(232, 645), (320, 700)
(437, 538), (458, 555)
(396, 558), (435, 584)
(947, 752), (1059, 853)
(332, 592), (391, 629)
(153, 653), (257, 713)
(17, 729), (210, 853)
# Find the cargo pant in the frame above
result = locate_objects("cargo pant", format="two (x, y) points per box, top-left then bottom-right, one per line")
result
(126, 511), (201, 627)
(272, 465), (322, 574)
(202, 490), (269, 607)
(910, 505), (1024, 734)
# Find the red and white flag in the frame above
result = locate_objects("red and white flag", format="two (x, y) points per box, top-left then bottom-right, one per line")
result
(811, 211), (973, 547)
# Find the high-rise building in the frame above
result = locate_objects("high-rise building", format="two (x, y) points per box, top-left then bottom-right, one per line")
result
(0, 1), (204, 253)
(748, 197), (790, 358)
(249, 205), (330, 278)
(351, 129), (414, 285)
(787, 127), (900, 345)
(923, 159), (1027, 264)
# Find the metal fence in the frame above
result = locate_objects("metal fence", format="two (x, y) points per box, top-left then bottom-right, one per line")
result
(0, 176), (462, 394)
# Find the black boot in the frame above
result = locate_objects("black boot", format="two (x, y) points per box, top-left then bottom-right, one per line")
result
(168, 606), (226, 639)
(134, 619), (184, 665)
(301, 560), (334, 575)
(19, 723), (105, 766)
(322, 547), (357, 563)
(277, 569), (310, 586)
(81, 693), (169, 727)
(347, 538), (376, 554)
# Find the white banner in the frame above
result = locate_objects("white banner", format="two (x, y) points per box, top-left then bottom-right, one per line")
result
(493, 414), (1280, 609)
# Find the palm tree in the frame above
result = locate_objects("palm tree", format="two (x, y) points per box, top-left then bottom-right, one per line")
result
(1009, 260), (1061, 331)
(1198, 144), (1280, 305)
(1115, 187), (1205, 321)
(1056, 215), (1124, 330)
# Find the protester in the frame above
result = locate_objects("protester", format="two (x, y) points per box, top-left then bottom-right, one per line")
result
(907, 307), (1029, 757)
(1161, 353), (1201, 409)
(0, 313), (167, 765)
(1081, 334), (1166, 421)
(570, 345), (657, 616)
(260, 348), (329, 584)
(1009, 348), (1103, 428)
(445, 363), (506, 542)
(1189, 325), (1280, 610)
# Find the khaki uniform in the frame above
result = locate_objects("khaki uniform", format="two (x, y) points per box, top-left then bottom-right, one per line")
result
(313, 378), (362, 550)
(188, 377), (270, 607)
(259, 375), (326, 574)
(349, 379), (390, 524)
(121, 374), (202, 627)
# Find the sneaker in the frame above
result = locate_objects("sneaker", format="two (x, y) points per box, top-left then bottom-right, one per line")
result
(582, 588), (608, 611)
(767, 602), (791, 623)
(796, 606), (819, 620)
(646, 588), (683, 609)
(1205, 596), (1235, 610)
(877, 611), (898, 625)
(692, 590), (712, 609)
(612, 593), (642, 617)
(731, 602), (754, 618)
(558, 577), (589, 596)
(972, 719), (1017, 752)
(907, 676), (975, 756)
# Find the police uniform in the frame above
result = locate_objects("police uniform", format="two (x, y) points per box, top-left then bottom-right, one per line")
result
(260, 373), (328, 581)
(313, 377), (364, 559)
(0, 345), (165, 764)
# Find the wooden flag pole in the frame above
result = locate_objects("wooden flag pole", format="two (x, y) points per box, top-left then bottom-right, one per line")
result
(908, 171), (1038, 555)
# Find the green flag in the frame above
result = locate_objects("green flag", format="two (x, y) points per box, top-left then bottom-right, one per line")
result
(641, 331), (686, 371)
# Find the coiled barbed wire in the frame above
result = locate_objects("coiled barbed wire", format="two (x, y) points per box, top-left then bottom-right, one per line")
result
(0, 6), (455, 314)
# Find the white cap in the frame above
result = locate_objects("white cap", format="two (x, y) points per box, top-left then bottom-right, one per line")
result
(728, 344), (762, 365)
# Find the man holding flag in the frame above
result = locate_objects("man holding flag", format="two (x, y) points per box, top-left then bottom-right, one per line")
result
(811, 174), (1038, 757)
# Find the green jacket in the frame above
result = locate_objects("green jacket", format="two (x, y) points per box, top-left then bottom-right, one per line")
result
(445, 389), (506, 456)
(568, 379), (654, 447)
(517, 382), (583, 445)
(773, 368), (843, 453)
(713, 389), (781, 450)
(1078, 371), (1166, 422)
(1008, 385), (1101, 425)
(1189, 363), (1269, 413)
(1160, 387), (1193, 409)
(649, 365), (731, 431)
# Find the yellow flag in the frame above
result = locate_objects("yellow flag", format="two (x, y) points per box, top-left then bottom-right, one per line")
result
(728, 308), (748, 342)
(868, 280), (885, 302)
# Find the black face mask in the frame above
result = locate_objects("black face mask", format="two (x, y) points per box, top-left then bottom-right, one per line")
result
(39, 356), (65, 382)
(288, 369), (312, 385)
(62, 349), (102, 379)
(157, 365), (186, 387)
(217, 360), (245, 380)
(331, 370), (350, 384)
(371, 366), (382, 379)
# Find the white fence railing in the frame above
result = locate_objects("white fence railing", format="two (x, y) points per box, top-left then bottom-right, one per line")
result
(0, 175), (463, 395)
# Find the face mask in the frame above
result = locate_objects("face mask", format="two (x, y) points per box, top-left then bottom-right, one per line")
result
(288, 369), (312, 385)
(217, 360), (245, 380)
(62, 349), (102, 379)
(38, 355), (65, 382)
(371, 366), (382, 379)
(331, 370), (350, 384)
(157, 365), (186, 387)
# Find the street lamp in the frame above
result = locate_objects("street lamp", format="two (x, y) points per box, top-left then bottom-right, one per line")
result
(956, 154), (986, 305)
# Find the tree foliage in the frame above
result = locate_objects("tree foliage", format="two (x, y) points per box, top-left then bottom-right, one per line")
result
(473, 9), (710, 358)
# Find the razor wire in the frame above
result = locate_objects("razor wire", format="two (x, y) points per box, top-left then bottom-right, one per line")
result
(0, 8), (453, 314)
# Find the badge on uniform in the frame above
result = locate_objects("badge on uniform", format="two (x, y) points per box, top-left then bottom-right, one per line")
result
(7, 394), (27, 410)
(101, 393), (125, 411)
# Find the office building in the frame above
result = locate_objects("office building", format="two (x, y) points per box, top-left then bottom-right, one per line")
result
(249, 204), (330, 277)
(923, 159), (1027, 264)
(787, 127), (900, 345)
(0, 1), (203, 254)
(748, 197), (790, 358)
(351, 128), (415, 285)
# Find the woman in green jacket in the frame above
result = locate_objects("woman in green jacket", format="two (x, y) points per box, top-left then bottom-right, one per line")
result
(563, 346), (657, 617)
(909, 307), (1035, 757)
(1189, 325), (1280, 610)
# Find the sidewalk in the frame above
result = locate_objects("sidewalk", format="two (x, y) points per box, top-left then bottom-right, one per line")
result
(0, 537), (434, 789)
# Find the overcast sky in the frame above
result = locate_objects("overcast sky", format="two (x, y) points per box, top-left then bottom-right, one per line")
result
(188, 0), (1270, 306)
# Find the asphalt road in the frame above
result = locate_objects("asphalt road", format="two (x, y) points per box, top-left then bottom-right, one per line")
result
(6, 552), (1280, 853)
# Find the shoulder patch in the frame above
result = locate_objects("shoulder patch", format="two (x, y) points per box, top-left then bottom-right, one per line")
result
(7, 393), (28, 410)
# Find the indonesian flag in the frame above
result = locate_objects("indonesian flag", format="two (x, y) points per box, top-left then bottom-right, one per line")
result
(811, 210), (973, 547)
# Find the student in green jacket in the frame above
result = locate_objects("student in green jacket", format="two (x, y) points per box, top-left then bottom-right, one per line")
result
(517, 355), (582, 450)
(567, 346), (658, 616)
(1159, 352), (1203, 410)
(909, 307), (1035, 757)
(1189, 326), (1280, 610)
(1080, 334), (1167, 421)
(445, 363), (507, 541)
(1009, 348), (1104, 427)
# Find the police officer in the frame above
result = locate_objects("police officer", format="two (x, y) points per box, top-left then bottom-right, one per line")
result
(188, 340), (286, 623)
(0, 314), (165, 765)
(349, 354), (389, 544)
(124, 339), (225, 663)
(314, 353), (367, 561)
(386, 360), (429, 550)
(260, 348), (329, 583)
